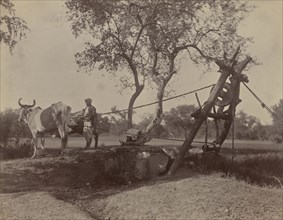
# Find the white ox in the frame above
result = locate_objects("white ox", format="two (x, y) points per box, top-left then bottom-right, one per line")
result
(18, 99), (71, 158)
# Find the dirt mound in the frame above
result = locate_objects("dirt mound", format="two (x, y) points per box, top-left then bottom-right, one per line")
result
(1, 147), (282, 220)
(82, 174), (282, 220)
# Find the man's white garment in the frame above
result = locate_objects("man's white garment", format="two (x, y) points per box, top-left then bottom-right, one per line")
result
(84, 107), (90, 117)
(83, 107), (92, 130)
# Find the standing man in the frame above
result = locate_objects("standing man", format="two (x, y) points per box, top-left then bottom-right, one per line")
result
(82, 98), (99, 149)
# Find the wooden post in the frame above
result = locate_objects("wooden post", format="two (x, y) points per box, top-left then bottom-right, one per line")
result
(167, 49), (252, 175)
(167, 68), (230, 175)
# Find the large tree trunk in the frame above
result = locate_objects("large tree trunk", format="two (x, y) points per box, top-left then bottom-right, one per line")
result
(121, 82), (166, 146)
(127, 85), (144, 128)
(142, 83), (166, 138)
(137, 56), (175, 144)
(121, 54), (175, 145)
(134, 83), (166, 145)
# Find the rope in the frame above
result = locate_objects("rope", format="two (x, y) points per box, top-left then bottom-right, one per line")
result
(242, 82), (276, 117)
(100, 84), (215, 116)
(152, 136), (216, 145)
(231, 107), (235, 161)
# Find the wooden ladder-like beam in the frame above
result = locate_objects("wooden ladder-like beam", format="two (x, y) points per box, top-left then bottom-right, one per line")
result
(167, 48), (252, 175)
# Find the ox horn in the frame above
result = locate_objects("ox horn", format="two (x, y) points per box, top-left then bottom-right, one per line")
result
(28, 99), (36, 108)
(18, 98), (36, 108)
(18, 98), (24, 107)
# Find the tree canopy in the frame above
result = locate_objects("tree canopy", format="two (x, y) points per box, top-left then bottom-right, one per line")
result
(164, 105), (196, 138)
(0, 108), (31, 144)
(270, 99), (283, 143)
(65, 0), (254, 130)
(0, 0), (29, 52)
(66, 0), (156, 127)
(233, 110), (264, 140)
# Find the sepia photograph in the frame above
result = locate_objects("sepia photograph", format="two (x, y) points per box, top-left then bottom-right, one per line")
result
(0, 0), (282, 219)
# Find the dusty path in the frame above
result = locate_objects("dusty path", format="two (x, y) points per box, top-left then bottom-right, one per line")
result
(0, 192), (93, 220)
(0, 157), (96, 220)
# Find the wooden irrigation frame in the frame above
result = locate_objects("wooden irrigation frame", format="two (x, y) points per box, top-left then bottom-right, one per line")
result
(168, 47), (252, 175)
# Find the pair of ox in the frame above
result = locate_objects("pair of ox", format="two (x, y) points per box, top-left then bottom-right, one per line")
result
(18, 99), (98, 158)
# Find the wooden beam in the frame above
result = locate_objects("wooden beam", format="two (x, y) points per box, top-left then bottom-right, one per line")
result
(167, 68), (230, 175)
(192, 111), (232, 120)
(167, 50), (252, 175)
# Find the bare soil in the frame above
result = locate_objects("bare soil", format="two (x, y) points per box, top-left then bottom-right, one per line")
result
(0, 152), (282, 220)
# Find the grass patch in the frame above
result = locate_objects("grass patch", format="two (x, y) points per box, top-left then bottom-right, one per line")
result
(194, 152), (283, 188)
(0, 138), (33, 159)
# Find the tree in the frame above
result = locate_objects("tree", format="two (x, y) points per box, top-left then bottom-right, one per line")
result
(164, 105), (196, 138)
(135, 113), (154, 130)
(0, 108), (31, 144)
(233, 110), (263, 140)
(137, 0), (254, 143)
(270, 99), (283, 143)
(98, 115), (111, 134)
(0, 0), (29, 52)
(66, 0), (253, 140)
(136, 113), (169, 137)
(109, 105), (128, 135)
(65, 0), (161, 128)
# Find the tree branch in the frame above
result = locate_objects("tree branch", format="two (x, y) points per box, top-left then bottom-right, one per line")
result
(130, 24), (146, 59)
(195, 28), (220, 45)
(186, 44), (216, 62)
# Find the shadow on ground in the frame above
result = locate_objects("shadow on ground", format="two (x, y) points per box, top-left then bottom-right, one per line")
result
(1, 145), (282, 209)
(0, 151), (202, 211)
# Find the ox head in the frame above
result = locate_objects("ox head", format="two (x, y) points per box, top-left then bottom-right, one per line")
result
(18, 98), (36, 123)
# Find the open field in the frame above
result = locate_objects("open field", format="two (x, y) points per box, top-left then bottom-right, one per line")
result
(45, 135), (283, 151)
(0, 137), (282, 219)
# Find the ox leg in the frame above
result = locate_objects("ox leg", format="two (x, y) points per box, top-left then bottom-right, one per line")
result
(39, 133), (46, 156)
(61, 122), (69, 149)
(57, 129), (68, 150)
(61, 134), (68, 149)
(40, 136), (45, 150)
(54, 119), (69, 150)
(31, 134), (38, 158)
(94, 130), (99, 148)
(83, 127), (92, 149)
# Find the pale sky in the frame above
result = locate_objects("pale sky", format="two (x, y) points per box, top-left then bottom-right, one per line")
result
(1, 0), (282, 125)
